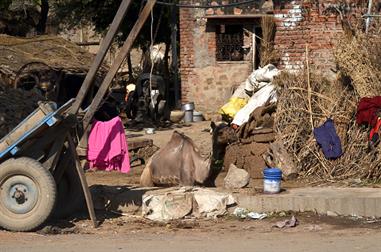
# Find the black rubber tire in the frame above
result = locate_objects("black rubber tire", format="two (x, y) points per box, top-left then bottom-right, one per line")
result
(53, 162), (84, 218)
(0, 157), (56, 231)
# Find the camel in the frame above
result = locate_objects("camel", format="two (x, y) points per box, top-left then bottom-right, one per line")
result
(140, 122), (238, 187)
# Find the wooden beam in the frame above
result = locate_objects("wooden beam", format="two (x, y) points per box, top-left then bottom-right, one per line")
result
(70, 0), (133, 114)
(76, 41), (100, 46)
(81, 0), (157, 132)
(67, 134), (98, 228)
(171, 2), (180, 107)
(53, 143), (71, 183)
(18, 120), (74, 161)
(42, 134), (66, 170)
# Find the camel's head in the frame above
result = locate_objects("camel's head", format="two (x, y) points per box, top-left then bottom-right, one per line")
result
(211, 121), (238, 146)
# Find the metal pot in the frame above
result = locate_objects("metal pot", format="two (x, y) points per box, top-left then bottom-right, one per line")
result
(193, 111), (204, 122)
(181, 102), (195, 111)
(183, 111), (193, 123)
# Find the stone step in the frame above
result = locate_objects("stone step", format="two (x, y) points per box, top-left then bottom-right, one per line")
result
(235, 187), (381, 218)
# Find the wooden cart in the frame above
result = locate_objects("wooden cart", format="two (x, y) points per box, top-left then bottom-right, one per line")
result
(0, 99), (97, 231)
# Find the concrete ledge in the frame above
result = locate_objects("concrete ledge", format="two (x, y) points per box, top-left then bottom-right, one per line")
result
(235, 187), (381, 218)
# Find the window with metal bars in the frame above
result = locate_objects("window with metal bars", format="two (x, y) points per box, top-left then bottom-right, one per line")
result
(215, 24), (244, 61)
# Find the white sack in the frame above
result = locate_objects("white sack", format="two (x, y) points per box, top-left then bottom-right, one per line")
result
(142, 187), (235, 222)
(231, 81), (250, 99)
(244, 64), (280, 93)
(193, 189), (235, 218)
(231, 84), (277, 126)
(142, 190), (193, 222)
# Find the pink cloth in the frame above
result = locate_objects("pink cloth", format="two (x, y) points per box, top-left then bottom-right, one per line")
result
(87, 116), (130, 173)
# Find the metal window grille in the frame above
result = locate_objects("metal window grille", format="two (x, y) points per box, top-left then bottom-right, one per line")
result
(216, 24), (244, 61)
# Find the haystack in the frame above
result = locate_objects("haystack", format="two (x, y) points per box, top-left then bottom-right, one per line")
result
(274, 70), (381, 182)
(334, 33), (381, 97)
(272, 27), (381, 183)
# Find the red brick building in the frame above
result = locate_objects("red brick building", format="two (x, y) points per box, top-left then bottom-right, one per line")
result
(179, 0), (377, 117)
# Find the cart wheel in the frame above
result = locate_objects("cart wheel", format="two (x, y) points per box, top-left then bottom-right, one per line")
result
(53, 162), (84, 218)
(0, 157), (56, 231)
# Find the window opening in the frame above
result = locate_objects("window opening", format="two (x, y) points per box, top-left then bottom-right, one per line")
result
(216, 24), (244, 61)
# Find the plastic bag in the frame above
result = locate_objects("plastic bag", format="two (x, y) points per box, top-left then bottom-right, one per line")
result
(219, 97), (248, 118)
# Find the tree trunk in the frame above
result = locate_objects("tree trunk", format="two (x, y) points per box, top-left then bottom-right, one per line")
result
(36, 0), (49, 35)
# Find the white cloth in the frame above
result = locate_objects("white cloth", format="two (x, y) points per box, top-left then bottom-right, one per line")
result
(232, 84), (277, 126)
(244, 64), (280, 93)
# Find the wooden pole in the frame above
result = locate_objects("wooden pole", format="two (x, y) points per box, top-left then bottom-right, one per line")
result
(67, 134), (98, 228)
(70, 0), (133, 114)
(252, 26), (256, 71)
(306, 44), (314, 132)
(365, 0), (373, 34)
(171, 2), (180, 108)
(81, 0), (157, 132)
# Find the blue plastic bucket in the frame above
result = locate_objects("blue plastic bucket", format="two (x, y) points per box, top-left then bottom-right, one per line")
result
(263, 168), (282, 194)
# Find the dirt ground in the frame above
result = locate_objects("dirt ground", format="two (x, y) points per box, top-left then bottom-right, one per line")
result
(86, 121), (214, 187)
(2, 121), (381, 251)
(87, 121), (305, 189)
(128, 121), (213, 154)
(1, 213), (381, 252)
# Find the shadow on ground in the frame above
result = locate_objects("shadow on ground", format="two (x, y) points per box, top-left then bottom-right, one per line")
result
(38, 185), (158, 234)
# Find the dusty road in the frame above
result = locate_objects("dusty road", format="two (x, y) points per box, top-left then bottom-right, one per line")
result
(1, 215), (381, 252)
(1, 232), (380, 252)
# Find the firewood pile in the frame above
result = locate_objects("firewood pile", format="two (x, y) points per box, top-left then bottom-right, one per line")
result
(274, 72), (363, 181)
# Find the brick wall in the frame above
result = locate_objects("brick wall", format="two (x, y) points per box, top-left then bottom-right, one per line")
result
(273, 0), (370, 74)
(179, 0), (255, 118)
(179, 0), (374, 117)
(179, 4), (196, 108)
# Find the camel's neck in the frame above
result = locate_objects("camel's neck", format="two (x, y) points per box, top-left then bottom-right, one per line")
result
(203, 142), (227, 187)
(211, 142), (227, 162)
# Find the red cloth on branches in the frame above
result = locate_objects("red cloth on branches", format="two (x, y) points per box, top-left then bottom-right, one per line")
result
(356, 96), (381, 127)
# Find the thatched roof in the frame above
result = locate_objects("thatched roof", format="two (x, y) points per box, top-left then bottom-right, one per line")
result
(0, 35), (107, 86)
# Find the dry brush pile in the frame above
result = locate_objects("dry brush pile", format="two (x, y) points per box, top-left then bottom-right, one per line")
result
(274, 32), (381, 182)
(0, 82), (44, 139)
(334, 32), (381, 97)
